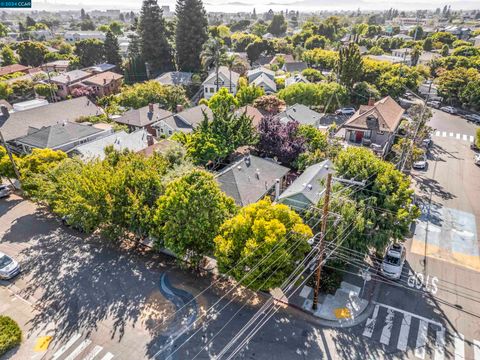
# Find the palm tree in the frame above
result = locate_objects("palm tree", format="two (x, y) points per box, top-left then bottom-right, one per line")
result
(201, 38), (227, 92)
(222, 54), (238, 94)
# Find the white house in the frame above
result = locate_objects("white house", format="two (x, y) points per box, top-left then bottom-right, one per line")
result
(251, 73), (277, 94)
(202, 66), (240, 100)
(64, 31), (106, 43)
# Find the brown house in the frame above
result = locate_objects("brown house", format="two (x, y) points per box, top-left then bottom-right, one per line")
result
(82, 71), (124, 98)
(0, 64), (30, 77)
(113, 103), (173, 136)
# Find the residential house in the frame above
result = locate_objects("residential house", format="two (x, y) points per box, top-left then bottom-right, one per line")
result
(285, 74), (310, 87)
(137, 139), (178, 157)
(392, 33), (414, 41)
(235, 105), (264, 128)
(113, 103), (173, 136)
(73, 129), (153, 161)
(50, 70), (92, 99)
(41, 60), (70, 73)
(216, 155), (290, 206)
(246, 67), (275, 83)
(339, 96), (404, 157)
(155, 71), (193, 86)
(278, 160), (332, 210)
(202, 66), (240, 99)
(82, 71), (123, 98)
(0, 96), (103, 142)
(64, 31), (106, 43)
(11, 122), (113, 154)
(282, 61), (308, 73)
(84, 63), (117, 74)
(153, 105), (213, 137)
(277, 104), (324, 127)
(251, 73), (277, 94)
(0, 64), (30, 77)
(391, 48), (412, 64)
(418, 51), (441, 65)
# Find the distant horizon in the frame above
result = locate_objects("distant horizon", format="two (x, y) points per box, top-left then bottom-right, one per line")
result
(7, 0), (480, 13)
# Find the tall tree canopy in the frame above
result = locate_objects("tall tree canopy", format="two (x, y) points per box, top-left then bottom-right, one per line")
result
(17, 41), (47, 67)
(74, 39), (105, 67)
(175, 0), (208, 72)
(104, 30), (122, 69)
(336, 42), (363, 88)
(138, 0), (174, 74)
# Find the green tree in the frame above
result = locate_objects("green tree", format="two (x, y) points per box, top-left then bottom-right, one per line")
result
(452, 46), (480, 57)
(138, 0), (174, 74)
(253, 94), (285, 114)
(154, 170), (236, 266)
(74, 39), (105, 67)
(304, 35), (327, 50)
(17, 41), (47, 66)
(80, 19), (96, 31)
(460, 78), (480, 110)
(301, 68), (324, 82)
(441, 44), (449, 57)
(1, 46), (17, 66)
(423, 37), (433, 51)
(214, 198), (312, 290)
(0, 23), (9, 37)
(409, 25), (424, 40)
(201, 37), (227, 91)
(267, 14), (287, 36)
(104, 30), (122, 69)
(430, 31), (456, 46)
(302, 48), (338, 70)
(0, 83), (12, 100)
(436, 67), (480, 105)
(108, 21), (123, 35)
(34, 83), (58, 100)
(236, 84), (265, 106)
(336, 42), (363, 88)
(208, 87), (239, 111)
(368, 46), (384, 55)
(351, 81), (380, 106)
(410, 45), (422, 66)
(0, 315), (22, 356)
(245, 40), (265, 64)
(175, 0), (208, 72)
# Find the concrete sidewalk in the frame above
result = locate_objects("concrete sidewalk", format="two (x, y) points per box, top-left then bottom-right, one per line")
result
(0, 285), (55, 360)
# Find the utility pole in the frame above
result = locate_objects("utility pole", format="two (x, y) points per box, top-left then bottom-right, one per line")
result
(312, 172), (332, 311)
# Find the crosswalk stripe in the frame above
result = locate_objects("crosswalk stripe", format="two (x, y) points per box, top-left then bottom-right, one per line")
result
(462, 134), (468, 141)
(470, 135), (475, 142)
(362, 304), (379, 338)
(380, 308), (394, 345)
(436, 131), (441, 136)
(52, 333), (82, 360)
(414, 320), (428, 359)
(442, 131), (447, 137)
(456, 133), (461, 139)
(434, 328), (445, 360)
(64, 339), (92, 360)
(454, 333), (465, 360)
(474, 340), (480, 360)
(82, 345), (103, 360)
(449, 132), (454, 137)
(397, 314), (411, 351)
(100, 353), (114, 360)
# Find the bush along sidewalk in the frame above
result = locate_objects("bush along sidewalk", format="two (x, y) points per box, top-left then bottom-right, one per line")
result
(0, 316), (22, 356)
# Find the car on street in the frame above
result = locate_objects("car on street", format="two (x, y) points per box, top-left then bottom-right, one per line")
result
(380, 243), (406, 280)
(440, 106), (457, 114)
(0, 184), (12, 198)
(0, 252), (20, 280)
(413, 154), (427, 169)
(472, 142), (480, 152)
(475, 154), (480, 166)
(422, 138), (432, 148)
(335, 107), (356, 116)
(426, 100), (441, 109)
(464, 114), (480, 123)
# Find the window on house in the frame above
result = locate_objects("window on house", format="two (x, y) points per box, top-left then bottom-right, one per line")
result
(168, 130), (173, 135)
(349, 131), (355, 142)
(364, 130), (372, 139)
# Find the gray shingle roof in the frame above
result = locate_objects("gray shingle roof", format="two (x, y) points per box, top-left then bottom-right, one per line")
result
(50, 70), (91, 84)
(216, 155), (290, 206)
(278, 160), (332, 208)
(0, 96), (104, 142)
(155, 71), (193, 86)
(14, 122), (104, 149)
(277, 104), (324, 126)
(114, 104), (173, 128)
(282, 61), (308, 73)
(251, 73), (277, 92)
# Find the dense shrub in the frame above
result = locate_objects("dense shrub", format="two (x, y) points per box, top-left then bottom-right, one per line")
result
(0, 316), (22, 356)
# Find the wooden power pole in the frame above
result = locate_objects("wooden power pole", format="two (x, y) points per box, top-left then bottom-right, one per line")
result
(312, 172), (332, 311)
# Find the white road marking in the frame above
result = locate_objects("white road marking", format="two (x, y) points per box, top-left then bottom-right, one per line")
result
(456, 133), (461, 139)
(414, 320), (428, 359)
(362, 305), (379, 338)
(454, 333), (465, 360)
(100, 353), (114, 360)
(397, 314), (411, 351)
(470, 135), (475, 143)
(449, 132), (454, 137)
(372, 302), (442, 327)
(64, 339), (92, 360)
(473, 340), (480, 360)
(462, 134), (468, 141)
(434, 328), (445, 360)
(52, 333), (82, 360)
(380, 308), (394, 345)
(436, 131), (441, 136)
(442, 131), (447, 137)
(82, 345), (103, 360)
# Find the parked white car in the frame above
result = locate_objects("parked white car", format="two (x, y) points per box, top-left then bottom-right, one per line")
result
(335, 107), (356, 116)
(380, 243), (406, 280)
(440, 106), (457, 114)
(413, 154), (427, 169)
(0, 184), (12, 198)
(0, 252), (20, 280)
(475, 154), (480, 166)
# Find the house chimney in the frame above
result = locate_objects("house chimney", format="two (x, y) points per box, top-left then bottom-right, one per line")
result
(176, 104), (184, 113)
(0, 105), (9, 117)
(103, 78), (107, 85)
(148, 103), (154, 113)
(147, 134), (154, 146)
(368, 98), (375, 106)
(275, 179), (280, 201)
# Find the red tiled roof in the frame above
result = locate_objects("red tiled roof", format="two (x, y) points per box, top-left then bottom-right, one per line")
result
(0, 64), (30, 77)
(83, 71), (123, 86)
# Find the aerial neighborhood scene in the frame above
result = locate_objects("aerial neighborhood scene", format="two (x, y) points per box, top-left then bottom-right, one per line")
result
(0, 0), (480, 359)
